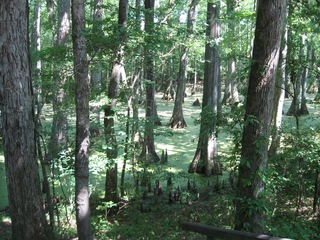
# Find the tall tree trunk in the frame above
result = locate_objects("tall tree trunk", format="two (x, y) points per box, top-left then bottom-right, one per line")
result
(315, 64), (320, 100)
(168, 48), (188, 128)
(188, 1), (221, 177)
(0, 1), (54, 239)
(284, 2), (293, 99)
(269, 4), (288, 156)
(46, 0), (56, 42)
(104, 0), (128, 203)
(104, 105), (119, 202)
(142, 0), (160, 162)
(131, 0), (143, 166)
(32, 2), (56, 227)
(31, 0), (43, 116)
(234, 0), (287, 233)
(222, 0), (239, 105)
(72, 0), (92, 238)
(90, 0), (103, 130)
(168, 0), (199, 128)
(299, 41), (310, 115)
(286, 36), (304, 116)
(49, 0), (70, 162)
(162, 64), (175, 101)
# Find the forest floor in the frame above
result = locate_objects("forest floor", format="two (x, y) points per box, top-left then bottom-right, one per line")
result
(0, 90), (320, 239)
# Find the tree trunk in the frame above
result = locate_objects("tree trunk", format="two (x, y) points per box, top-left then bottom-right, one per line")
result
(31, 0), (43, 116)
(90, 0), (103, 131)
(314, 57), (320, 100)
(188, 1), (221, 177)
(307, 47), (317, 94)
(104, 104), (119, 203)
(104, 0), (128, 203)
(269, 5), (288, 156)
(313, 169), (320, 214)
(45, 0), (56, 46)
(49, 0), (70, 162)
(299, 41), (310, 116)
(0, 1), (54, 239)
(234, 0), (286, 233)
(132, 66), (143, 164)
(168, 0), (199, 128)
(163, 59), (175, 100)
(142, 0), (160, 162)
(131, 0), (143, 166)
(286, 36), (304, 116)
(191, 55), (198, 95)
(72, 0), (92, 238)
(222, 0), (239, 106)
(284, 3), (293, 99)
(168, 48), (188, 128)
(32, 0), (56, 229)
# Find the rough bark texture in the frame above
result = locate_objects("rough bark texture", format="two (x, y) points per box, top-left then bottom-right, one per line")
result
(234, 0), (286, 233)
(72, 0), (92, 239)
(0, 1), (54, 239)
(188, 1), (221, 177)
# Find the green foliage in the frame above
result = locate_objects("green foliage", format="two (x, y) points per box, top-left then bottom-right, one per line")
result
(264, 125), (320, 239)
(19, 0), (320, 239)
(221, 102), (245, 170)
(268, 126), (320, 194)
(268, 217), (319, 240)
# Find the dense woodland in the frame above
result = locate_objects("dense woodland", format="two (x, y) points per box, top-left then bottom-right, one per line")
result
(1, 0), (320, 239)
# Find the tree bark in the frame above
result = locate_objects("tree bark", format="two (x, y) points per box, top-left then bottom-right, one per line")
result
(188, 1), (221, 177)
(72, 0), (93, 238)
(104, 0), (128, 203)
(49, 0), (70, 162)
(299, 41), (310, 116)
(168, 0), (199, 128)
(222, 0), (239, 106)
(90, 0), (103, 130)
(130, 0), (143, 166)
(142, 0), (160, 162)
(0, 1), (54, 239)
(168, 48), (188, 128)
(234, 0), (287, 233)
(31, 0), (43, 116)
(286, 35), (305, 117)
(269, 4), (288, 156)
